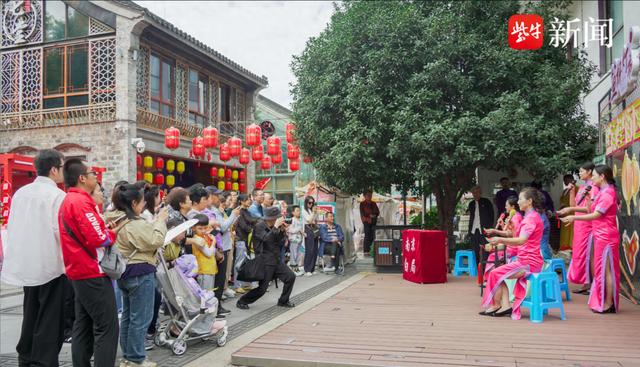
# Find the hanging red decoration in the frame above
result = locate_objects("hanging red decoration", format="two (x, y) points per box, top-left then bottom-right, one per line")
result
(260, 155), (272, 170)
(287, 143), (300, 160)
(239, 183), (246, 193)
(136, 154), (143, 167)
(245, 123), (262, 146)
(164, 126), (180, 150)
(225, 168), (232, 179)
(285, 122), (295, 143)
(251, 145), (264, 161)
(239, 170), (246, 181)
(289, 158), (300, 172)
(155, 174), (165, 185)
(225, 181), (232, 191)
(155, 157), (164, 170)
(239, 148), (250, 164)
(303, 155), (313, 164)
(228, 136), (242, 157)
(192, 136), (205, 158)
(272, 153), (282, 165)
(206, 152), (212, 161)
(202, 126), (219, 149)
(219, 143), (231, 162)
(266, 136), (281, 156)
(136, 171), (143, 181)
(210, 167), (217, 177)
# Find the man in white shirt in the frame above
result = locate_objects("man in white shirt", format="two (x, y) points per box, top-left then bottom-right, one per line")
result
(1, 149), (67, 367)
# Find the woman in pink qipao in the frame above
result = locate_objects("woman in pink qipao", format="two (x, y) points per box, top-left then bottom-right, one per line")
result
(560, 165), (619, 314)
(483, 196), (523, 275)
(480, 188), (544, 319)
(557, 162), (599, 294)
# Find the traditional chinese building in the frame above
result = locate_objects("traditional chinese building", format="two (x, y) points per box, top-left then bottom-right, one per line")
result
(1, 0), (267, 193)
(566, 0), (640, 303)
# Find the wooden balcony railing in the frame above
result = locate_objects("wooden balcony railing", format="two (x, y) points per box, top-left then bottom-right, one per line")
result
(0, 103), (116, 131)
(136, 108), (247, 141)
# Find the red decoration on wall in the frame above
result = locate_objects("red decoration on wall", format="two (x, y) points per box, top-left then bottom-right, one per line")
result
(219, 143), (231, 162)
(155, 174), (165, 185)
(239, 170), (246, 181)
(136, 171), (143, 181)
(210, 167), (217, 177)
(260, 155), (272, 170)
(239, 183), (246, 193)
(192, 136), (205, 158)
(245, 123), (262, 146)
(203, 126), (219, 149)
(289, 158), (300, 172)
(225, 168), (232, 179)
(266, 136), (281, 156)
(239, 148), (250, 165)
(164, 126), (180, 150)
(136, 154), (142, 167)
(303, 155), (313, 164)
(272, 153), (282, 165)
(252, 145), (264, 161)
(155, 157), (164, 170)
(225, 181), (232, 191)
(287, 143), (300, 160)
(285, 122), (295, 143)
(228, 136), (242, 157)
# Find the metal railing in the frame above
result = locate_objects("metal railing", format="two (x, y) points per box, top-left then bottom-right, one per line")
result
(1, 103), (116, 131)
(136, 108), (248, 141)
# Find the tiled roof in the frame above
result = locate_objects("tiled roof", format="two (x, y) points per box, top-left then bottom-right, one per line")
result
(112, 0), (268, 87)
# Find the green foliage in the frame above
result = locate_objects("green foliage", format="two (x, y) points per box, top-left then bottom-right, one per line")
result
(292, 0), (596, 230)
(409, 208), (440, 230)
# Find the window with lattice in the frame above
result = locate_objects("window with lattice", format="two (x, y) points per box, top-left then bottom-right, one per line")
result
(44, 0), (88, 42)
(188, 69), (208, 127)
(150, 53), (175, 118)
(43, 43), (89, 109)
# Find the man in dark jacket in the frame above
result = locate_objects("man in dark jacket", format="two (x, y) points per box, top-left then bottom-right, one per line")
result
(236, 207), (296, 310)
(467, 185), (494, 265)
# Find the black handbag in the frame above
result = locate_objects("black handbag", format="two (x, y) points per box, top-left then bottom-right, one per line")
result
(236, 233), (266, 282)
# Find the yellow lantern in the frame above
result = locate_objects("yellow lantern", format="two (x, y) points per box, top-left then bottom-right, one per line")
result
(217, 181), (225, 190)
(143, 156), (153, 169)
(166, 159), (175, 173)
(217, 168), (225, 178)
(176, 161), (185, 174)
(232, 182), (239, 191)
(143, 172), (153, 184)
(232, 170), (238, 180)
(166, 175), (175, 188)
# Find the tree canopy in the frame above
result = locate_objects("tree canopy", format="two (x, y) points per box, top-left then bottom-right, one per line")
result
(291, 0), (596, 232)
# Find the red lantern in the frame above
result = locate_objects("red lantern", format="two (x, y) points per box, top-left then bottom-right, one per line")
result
(285, 122), (295, 143)
(239, 183), (246, 193)
(136, 154), (143, 167)
(136, 171), (143, 181)
(287, 144), (300, 160)
(272, 153), (282, 165)
(164, 126), (180, 150)
(225, 181), (232, 191)
(155, 157), (164, 170)
(228, 136), (242, 157)
(225, 168), (232, 179)
(289, 158), (300, 172)
(155, 174), (165, 185)
(203, 126), (219, 149)
(303, 155), (313, 164)
(252, 145), (264, 161)
(210, 167), (217, 177)
(239, 170), (246, 180)
(219, 143), (231, 162)
(266, 136), (281, 156)
(239, 148), (250, 164)
(260, 155), (272, 170)
(192, 136), (205, 158)
(245, 123), (262, 146)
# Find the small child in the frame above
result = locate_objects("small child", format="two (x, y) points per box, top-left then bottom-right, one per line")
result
(287, 205), (305, 276)
(192, 214), (221, 291)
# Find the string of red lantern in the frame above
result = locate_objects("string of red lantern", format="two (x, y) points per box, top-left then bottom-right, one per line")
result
(228, 136), (242, 157)
(246, 123), (262, 146)
(203, 126), (219, 149)
(285, 122), (295, 143)
(164, 126), (180, 150)
(266, 136), (281, 156)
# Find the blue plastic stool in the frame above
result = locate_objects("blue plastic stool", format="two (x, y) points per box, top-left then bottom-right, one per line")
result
(544, 258), (571, 301)
(521, 272), (566, 323)
(453, 250), (477, 277)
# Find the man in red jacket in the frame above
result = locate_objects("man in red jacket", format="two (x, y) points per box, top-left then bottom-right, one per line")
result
(59, 158), (118, 367)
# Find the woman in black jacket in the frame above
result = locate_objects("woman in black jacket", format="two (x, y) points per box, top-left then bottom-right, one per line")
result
(233, 194), (258, 293)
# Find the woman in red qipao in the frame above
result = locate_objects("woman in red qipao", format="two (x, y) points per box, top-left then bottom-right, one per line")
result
(560, 165), (620, 314)
(480, 188), (544, 320)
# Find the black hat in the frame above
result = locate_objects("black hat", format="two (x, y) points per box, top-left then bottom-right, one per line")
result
(205, 186), (222, 195)
(263, 206), (281, 221)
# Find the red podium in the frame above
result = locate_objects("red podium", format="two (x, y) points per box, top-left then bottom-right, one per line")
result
(402, 230), (447, 284)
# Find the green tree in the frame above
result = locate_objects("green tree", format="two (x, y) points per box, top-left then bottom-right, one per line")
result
(291, 1), (596, 236)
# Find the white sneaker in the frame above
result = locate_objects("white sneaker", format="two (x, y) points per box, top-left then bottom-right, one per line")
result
(127, 359), (157, 367)
(222, 294), (228, 300)
(224, 288), (236, 298)
(324, 266), (335, 272)
(295, 269), (305, 276)
(305, 272), (313, 277)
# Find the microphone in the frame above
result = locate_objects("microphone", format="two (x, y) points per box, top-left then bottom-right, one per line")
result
(577, 185), (592, 206)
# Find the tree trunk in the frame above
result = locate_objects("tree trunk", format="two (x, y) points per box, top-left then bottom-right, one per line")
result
(433, 181), (458, 238)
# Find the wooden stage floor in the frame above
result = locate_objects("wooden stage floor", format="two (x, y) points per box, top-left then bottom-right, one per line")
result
(231, 274), (640, 367)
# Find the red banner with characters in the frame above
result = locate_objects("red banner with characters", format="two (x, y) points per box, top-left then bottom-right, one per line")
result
(402, 230), (447, 284)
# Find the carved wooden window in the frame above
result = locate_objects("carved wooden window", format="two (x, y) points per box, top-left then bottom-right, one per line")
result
(44, 0), (88, 42)
(220, 83), (231, 122)
(89, 38), (115, 104)
(43, 43), (89, 109)
(2, 0), (43, 47)
(136, 46), (150, 109)
(150, 53), (174, 118)
(188, 69), (207, 126)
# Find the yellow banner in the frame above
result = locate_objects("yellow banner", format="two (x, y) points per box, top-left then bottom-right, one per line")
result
(606, 98), (640, 155)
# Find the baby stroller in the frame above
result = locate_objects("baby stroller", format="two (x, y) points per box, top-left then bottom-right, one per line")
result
(154, 251), (228, 355)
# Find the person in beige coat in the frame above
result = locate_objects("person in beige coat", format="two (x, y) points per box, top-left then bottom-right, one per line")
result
(105, 183), (168, 367)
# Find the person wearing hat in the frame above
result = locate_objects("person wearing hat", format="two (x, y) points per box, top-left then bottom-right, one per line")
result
(236, 206), (296, 309)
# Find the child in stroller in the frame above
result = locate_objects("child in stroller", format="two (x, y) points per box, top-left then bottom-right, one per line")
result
(155, 220), (228, 356)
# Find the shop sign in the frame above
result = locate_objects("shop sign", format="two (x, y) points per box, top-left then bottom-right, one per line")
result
(605, 99), (640, 154)
(611, 26), (640, 106)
